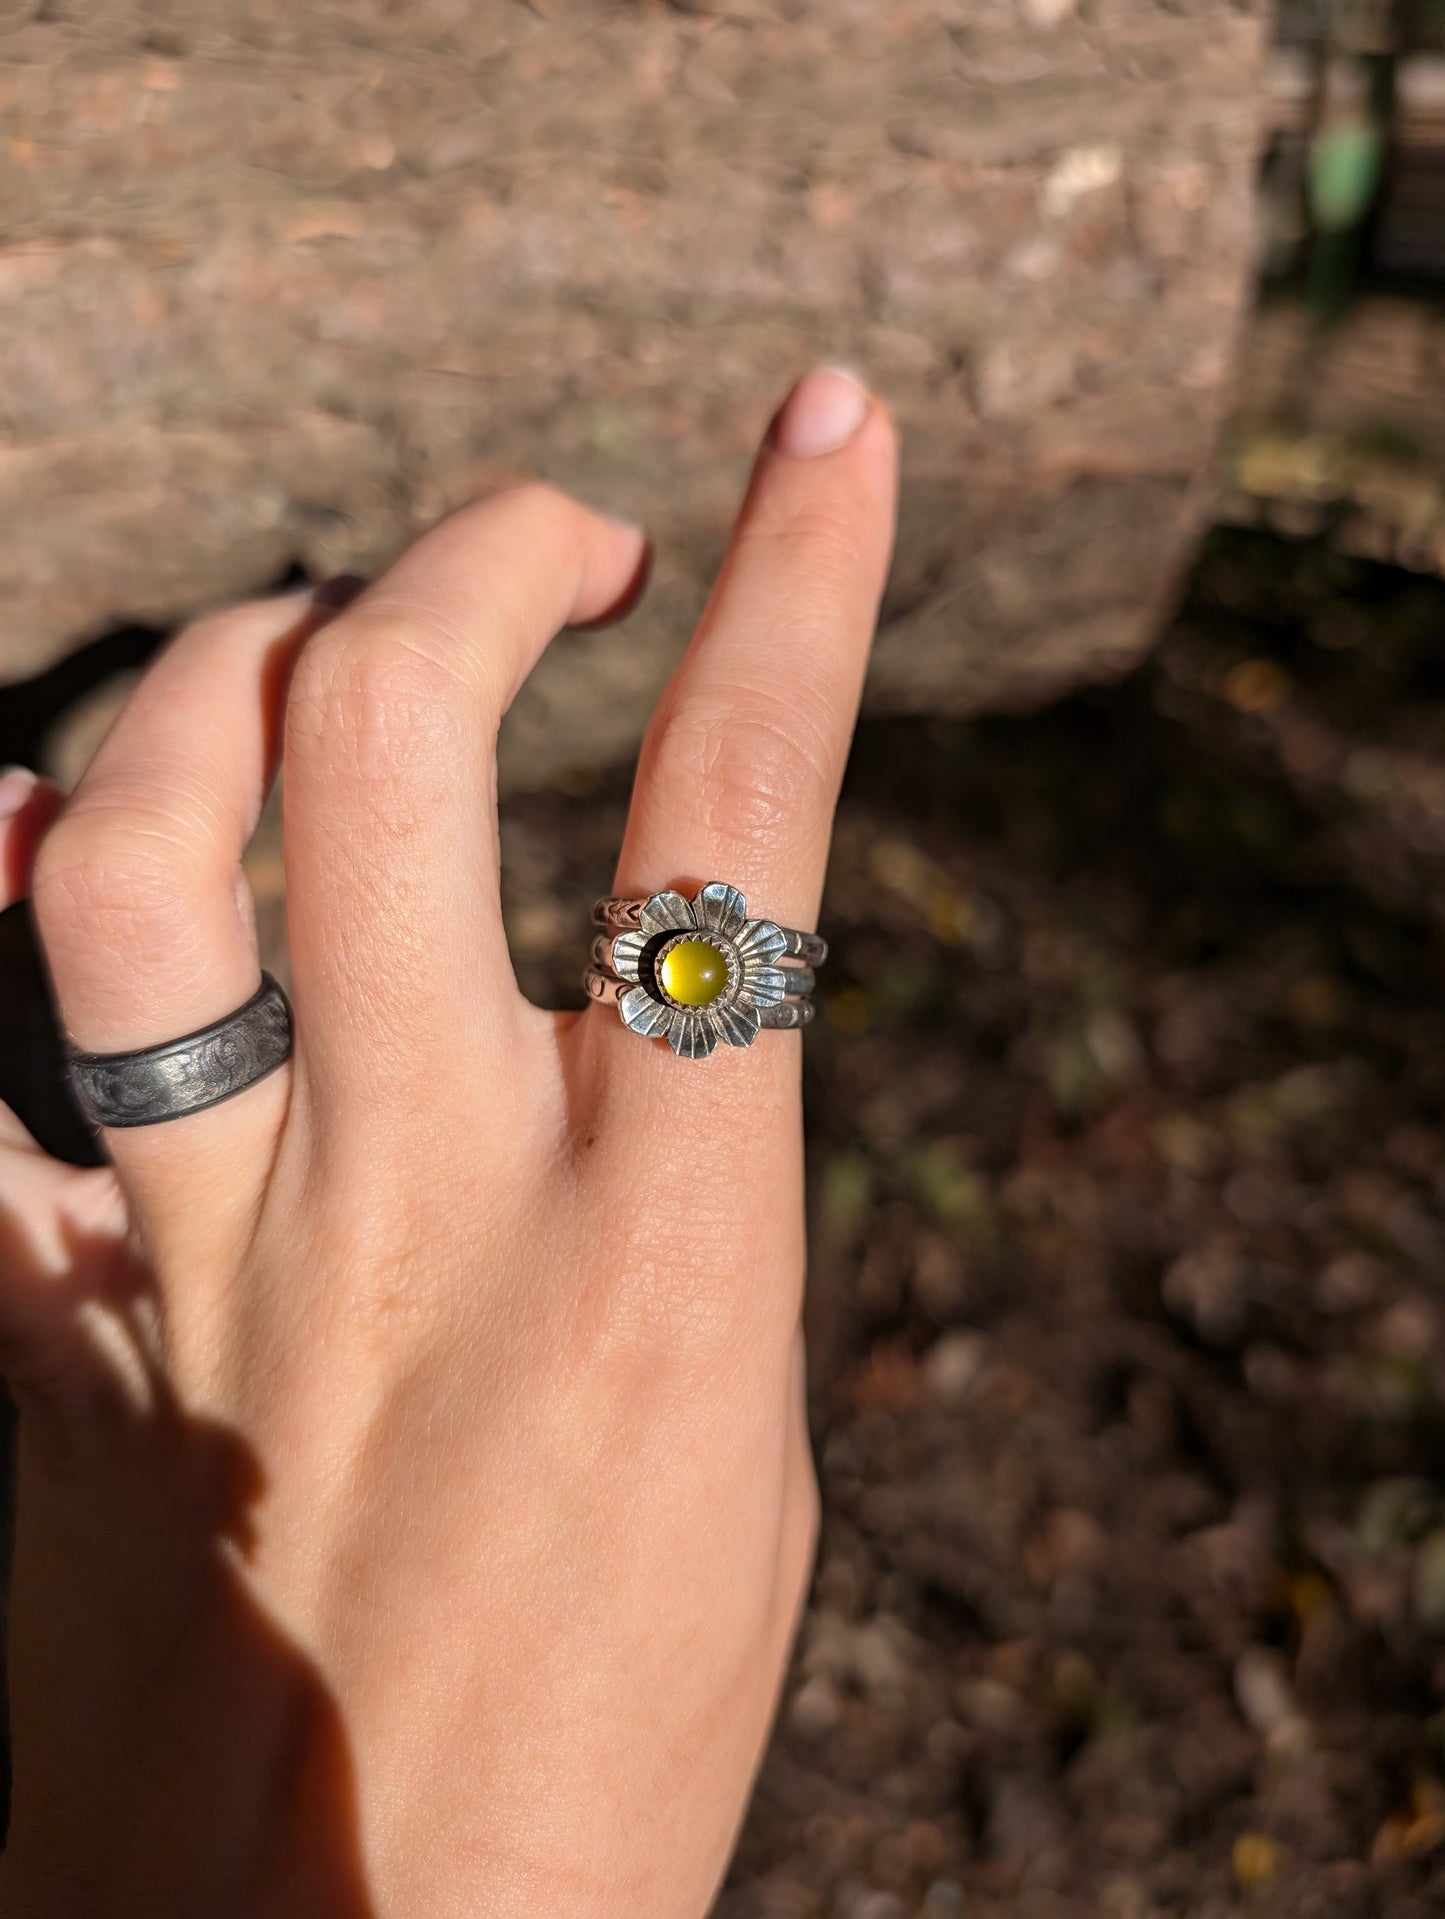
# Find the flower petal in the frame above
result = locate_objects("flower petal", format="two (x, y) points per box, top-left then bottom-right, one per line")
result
(619, 986), (673, 1039)
(640, 890), (696, 936)
(738, 965), (789, 1008)
(610, 929), (648, 983)
(737, 918), (787, 965)
(694, 882), (748, 940)
(668, 1012), (719, 1059)
(717, 1003), (763, 1049)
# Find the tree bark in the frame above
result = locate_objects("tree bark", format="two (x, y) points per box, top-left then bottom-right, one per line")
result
(0, 0), (1266, 785)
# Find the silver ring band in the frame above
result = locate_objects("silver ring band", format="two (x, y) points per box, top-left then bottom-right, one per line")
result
(592, 896), (827, 968)
(584, 969), (814, 1028)
(66, 973), (293, 1129)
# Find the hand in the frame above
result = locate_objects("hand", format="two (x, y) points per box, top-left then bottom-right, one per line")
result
(0, 368), (897, 1918)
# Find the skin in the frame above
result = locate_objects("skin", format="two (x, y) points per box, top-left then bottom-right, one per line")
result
(0, 369), (898, 1917)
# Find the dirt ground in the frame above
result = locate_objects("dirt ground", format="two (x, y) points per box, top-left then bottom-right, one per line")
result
(493, 527), (1445, 1918)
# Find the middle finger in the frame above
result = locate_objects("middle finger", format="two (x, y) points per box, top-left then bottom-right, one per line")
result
(281, 486), (646, 1124)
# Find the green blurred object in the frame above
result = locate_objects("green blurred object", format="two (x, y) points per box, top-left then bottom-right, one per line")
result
(1307, 123), (1385, 234)
(1306, 116), (1384, 325)
(908, 1142), (995, 1238)
(821, 1150), (875, 1238)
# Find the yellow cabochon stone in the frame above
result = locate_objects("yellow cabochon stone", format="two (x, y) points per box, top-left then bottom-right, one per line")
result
(659, 939), (728, 1007)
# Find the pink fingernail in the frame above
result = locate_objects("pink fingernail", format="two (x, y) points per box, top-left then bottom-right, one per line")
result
(771, 366), (870, 459)
(0, 766), (38, 820)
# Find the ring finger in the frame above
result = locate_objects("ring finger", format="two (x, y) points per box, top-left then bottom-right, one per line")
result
(599, 366), (898, 1099)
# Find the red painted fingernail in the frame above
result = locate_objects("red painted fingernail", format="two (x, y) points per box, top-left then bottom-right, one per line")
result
(0, 766), (38, 820)
(771, 366), (870, 458)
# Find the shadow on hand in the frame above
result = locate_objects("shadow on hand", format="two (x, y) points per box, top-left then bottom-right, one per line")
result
(0, 912), (375, 1916)
(0, 623), (168, 776)
(0, 564), (310, 778)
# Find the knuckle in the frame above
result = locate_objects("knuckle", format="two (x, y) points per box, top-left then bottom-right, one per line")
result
(32, 809), (208, 955)
(740, 493), (867, 584)
(447, 481), (577, 571)
(287, 610), (466, 782)
(651, 686), (836, 852)
(491, 478), (571, 529)
(483, 483), (587, 603)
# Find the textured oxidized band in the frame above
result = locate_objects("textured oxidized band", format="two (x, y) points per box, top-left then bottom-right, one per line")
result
(67, 973), (294, 1129)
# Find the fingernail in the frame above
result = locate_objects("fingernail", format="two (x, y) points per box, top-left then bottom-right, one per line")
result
(570, 535), (654, 632)
(771, 365), (870, 459)
(312, 573), (368, 611)
(0, 765), (38, 820)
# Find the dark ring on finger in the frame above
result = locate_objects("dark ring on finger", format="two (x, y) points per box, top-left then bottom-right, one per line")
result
(66, 973), (293, 1129)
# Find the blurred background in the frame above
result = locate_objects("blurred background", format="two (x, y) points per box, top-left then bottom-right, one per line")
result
(4, 1), (1445, 1914)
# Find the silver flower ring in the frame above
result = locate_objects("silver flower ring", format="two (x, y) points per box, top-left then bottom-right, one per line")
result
(585, 881), (825, 1060)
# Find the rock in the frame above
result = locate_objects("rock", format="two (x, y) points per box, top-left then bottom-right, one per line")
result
(986, 1772), (1066, 1860)
(834, 1889), (906, 1919)
(803, 1610), (917, 1706)
(1234, 1647), (1310, 1753)
(921, 1332), (987, 1405)
(956, 1676), (1027, 1735)
(789, 1672), (844, 1740)
(918, 1882), (966, 1919)
(1162, 1238), (1251, 1345)
(1316, 1250), (1390, 1312)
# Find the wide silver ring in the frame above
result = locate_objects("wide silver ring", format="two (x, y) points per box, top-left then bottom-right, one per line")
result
(587, 881), (823, 1060)
(66, 973), (293, 1129)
